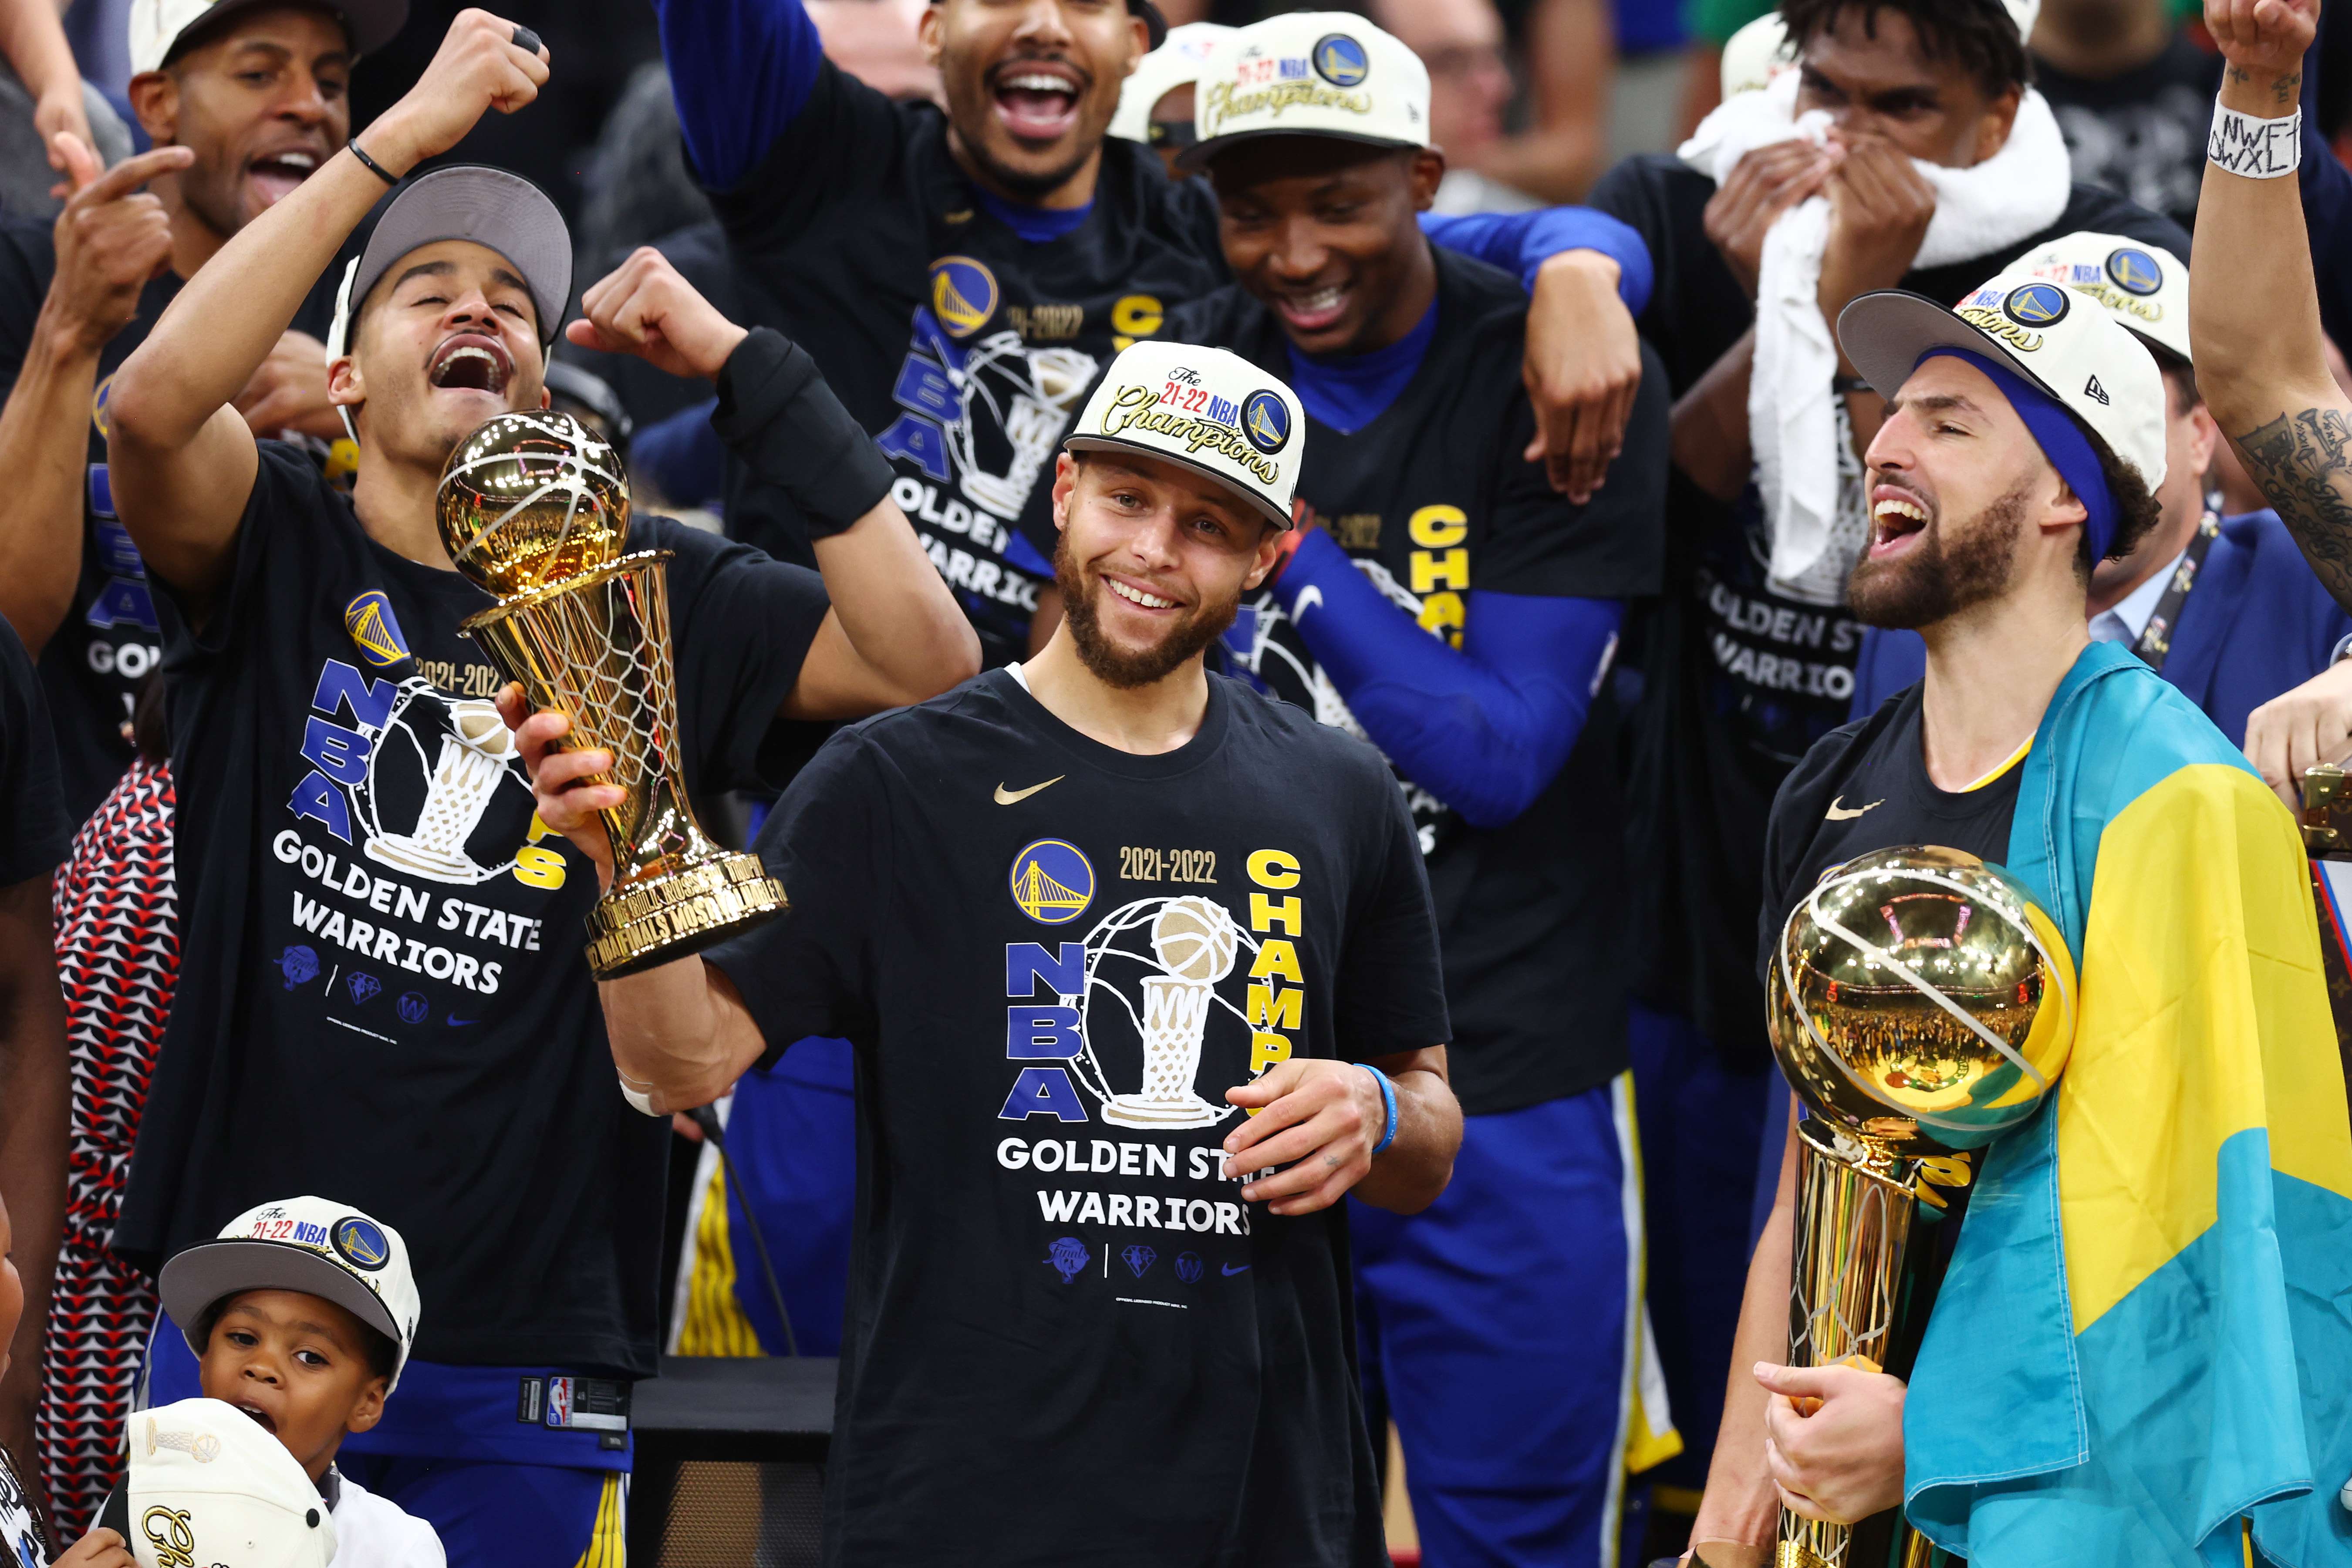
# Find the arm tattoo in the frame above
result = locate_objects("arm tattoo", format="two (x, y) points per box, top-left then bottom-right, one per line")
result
(2235, 407), (2352, 609)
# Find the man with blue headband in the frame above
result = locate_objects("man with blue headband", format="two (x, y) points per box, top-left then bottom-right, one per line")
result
(1671, 264), (2352, 1566)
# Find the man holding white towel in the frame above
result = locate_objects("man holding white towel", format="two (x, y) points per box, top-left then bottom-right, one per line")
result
(1586, 0), (2184, 1508)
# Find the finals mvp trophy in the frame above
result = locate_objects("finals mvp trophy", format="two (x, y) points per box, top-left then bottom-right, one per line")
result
(437, 410), (786, 978)
(1764, 846), (2077, 1568)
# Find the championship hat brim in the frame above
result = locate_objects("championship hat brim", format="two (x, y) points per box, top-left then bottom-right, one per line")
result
(1176, 124), (1422, 172)
(160, 1238), (405, 1363)
(1838, 288), (2061, 410)
(133, 0), (409, 76)
(330, 165), (571, 356)
(1064, 433), (1293, 531)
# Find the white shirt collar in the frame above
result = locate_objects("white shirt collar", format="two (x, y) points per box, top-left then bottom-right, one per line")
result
(2089, 547), (2185, 646)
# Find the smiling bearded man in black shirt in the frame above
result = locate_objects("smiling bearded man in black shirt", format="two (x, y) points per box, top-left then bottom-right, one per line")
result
(1024, 15), (1675, 1565)
(93, 12), (978, 1566)
(515, 338), (1462, 1567)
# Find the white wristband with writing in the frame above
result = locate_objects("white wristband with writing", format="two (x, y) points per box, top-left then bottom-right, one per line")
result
(2208, 101), (2302, 180)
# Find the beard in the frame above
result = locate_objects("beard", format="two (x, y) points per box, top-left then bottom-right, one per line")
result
(1054, 529), (1239, 689)
(1846, 480), (2031, 631)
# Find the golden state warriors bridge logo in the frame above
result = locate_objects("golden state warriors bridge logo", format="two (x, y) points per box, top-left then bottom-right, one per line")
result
(930, 255), (1000, 340)
(1011, 838), (1094, 924)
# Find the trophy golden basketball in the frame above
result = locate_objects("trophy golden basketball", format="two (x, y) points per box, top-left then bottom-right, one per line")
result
(1765, 846), (2076, 1568)
(437, 410), (786, 978)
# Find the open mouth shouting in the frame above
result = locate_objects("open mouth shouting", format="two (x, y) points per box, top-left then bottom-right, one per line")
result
(245, 147), (322, 210)
(1869, 484), (1932, 559)
(234, 1400), (279, 1436)
(989, 57), (1089, 143)
(429, 332), (515, 398)
(1273, 283), (1352, 336)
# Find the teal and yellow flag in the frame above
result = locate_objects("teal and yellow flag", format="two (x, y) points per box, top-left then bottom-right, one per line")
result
(1904, 641), (2352, 1567)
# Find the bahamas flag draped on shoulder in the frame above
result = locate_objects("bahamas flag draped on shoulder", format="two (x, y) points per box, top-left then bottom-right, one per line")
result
(1902, 640), (2352, 1567)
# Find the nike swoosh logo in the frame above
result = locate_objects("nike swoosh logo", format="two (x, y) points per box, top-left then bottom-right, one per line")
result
(1222, 1263), (1251, 1276)
(1825, 796), (1883, 821)
(994, 776), (1063, 806)
(1292, 585), (1323, 622)
(446, 1016), (481, 1028)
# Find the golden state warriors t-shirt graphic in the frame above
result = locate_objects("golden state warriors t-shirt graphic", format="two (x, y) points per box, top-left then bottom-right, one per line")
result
(872, 254), (1099, 637)
(996, 831), (1321, 1262)
(274, 590), (571, 1014)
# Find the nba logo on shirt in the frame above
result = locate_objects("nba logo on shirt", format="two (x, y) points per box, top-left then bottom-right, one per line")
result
(545, 1376), (573, 1430)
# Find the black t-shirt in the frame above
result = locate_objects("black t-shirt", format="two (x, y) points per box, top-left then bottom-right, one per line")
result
(1109, 248), (1668, 1115)
(114, 444), (832, 1374)
(2037, 32), (2224, 233)
(1587, 157), (2184, 1053)
(704, 59), (1227, 661)
(0, 217), (347, 828)
(706, 668), (1450, 1566)
(1755, 681), (2016, 1556)
(1755, 683), (2024, 983)
(0, 604), (67, 891)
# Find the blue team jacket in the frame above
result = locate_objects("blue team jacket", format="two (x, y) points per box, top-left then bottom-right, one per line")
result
(1847, 511), (2352, 746)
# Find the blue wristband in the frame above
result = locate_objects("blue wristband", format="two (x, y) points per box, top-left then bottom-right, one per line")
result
(1362, 1064), (1399, 1157)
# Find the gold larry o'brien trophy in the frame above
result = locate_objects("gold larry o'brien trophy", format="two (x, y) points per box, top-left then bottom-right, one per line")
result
(1764, 846), (2077, 1568)
(437, 410), (786, 979)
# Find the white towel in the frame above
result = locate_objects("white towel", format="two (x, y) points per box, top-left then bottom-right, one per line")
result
(1678, 73), (2072, 603)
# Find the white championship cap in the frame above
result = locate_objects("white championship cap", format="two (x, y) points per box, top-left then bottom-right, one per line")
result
(1839, 270), (2167, 559)
(1182, 13), (1428, 171)
(1110, 23), (1235, 145)
(130, 0), (408, 75)
(1065, 340), (1304, 529)
(2014, 231), (2190, 364)
(324, 164), (572, 442)
(124, 1398), (336, 1568)
(160, 1196), (422, 1392)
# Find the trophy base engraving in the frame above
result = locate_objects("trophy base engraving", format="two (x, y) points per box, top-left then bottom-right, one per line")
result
(587, 850), (787, 980)
(1102, 1093), (1223, 1128)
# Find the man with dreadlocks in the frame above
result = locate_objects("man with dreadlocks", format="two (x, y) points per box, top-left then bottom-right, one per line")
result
(1584, 0), (2188, 1512)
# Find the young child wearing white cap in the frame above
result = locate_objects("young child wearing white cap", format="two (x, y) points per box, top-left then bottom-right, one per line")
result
(145, 1197), (443, 1566)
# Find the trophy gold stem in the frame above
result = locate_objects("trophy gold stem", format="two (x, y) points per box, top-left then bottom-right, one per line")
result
(460, 551), (787, 978)
(1778, 1119), (1917, 1568)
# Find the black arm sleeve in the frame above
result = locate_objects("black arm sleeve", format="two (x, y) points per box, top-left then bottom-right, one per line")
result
(712, 327), (895, 536)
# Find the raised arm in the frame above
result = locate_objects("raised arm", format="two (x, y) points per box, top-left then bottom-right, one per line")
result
(0, 139), (188, 656)
(566, 246), (980, 716)
(1421, 207), (1653, 500)
(651, 0), (827, 190)
(103, 10), (549, 609)
(1270, 528), (1623, 828)
(2193, 0), (2352, 607)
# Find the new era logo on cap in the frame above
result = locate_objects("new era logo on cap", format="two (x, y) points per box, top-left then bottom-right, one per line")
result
(2085, 375), (2110, 406)
(1066, 341), (1306, 529)
(1182, 12), (1429, 169)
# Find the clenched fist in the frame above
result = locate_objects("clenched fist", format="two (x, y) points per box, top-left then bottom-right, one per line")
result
(564, 247), (749, 381)
(364, 9), (550, 176)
